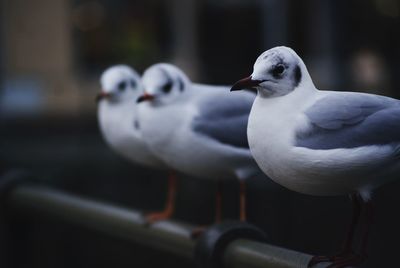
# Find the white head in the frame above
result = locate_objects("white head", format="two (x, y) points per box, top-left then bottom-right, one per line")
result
(97, 65), (142, 104)
(231, 46), (314, 97)
(137, 63), (190, 105)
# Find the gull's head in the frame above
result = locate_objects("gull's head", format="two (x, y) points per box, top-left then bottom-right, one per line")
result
(97, 65), (141, 103)
(137, 63), (190, 105)
(231, 46), (312, 97)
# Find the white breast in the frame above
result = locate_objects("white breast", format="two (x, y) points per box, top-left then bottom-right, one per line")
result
(248, 90), (312, 182)
(98, 100), (165, 169)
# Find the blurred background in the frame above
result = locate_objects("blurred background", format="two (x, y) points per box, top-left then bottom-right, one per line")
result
(0, 0), (399, 267)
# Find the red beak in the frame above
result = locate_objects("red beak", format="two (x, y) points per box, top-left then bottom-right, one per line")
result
(231, 76), (264, 91)
(96, 91), (112, 103)
(137, 92), (155, 103)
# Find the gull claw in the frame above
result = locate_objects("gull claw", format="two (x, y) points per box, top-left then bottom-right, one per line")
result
(144, 210), (173, 226)
(308, 251), (366, 268)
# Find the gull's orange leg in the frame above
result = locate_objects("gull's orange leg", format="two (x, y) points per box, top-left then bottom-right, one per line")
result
(191, 180), (247, 239)
(239, 180), (247, 222)
(191, 180), (223, 238)
(145, 170), (177, 224)
(215, 180), (223, 223)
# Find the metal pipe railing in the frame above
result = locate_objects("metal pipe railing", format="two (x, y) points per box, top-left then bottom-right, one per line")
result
(224, 240), (313, 268)
(5, 185), (327, 268)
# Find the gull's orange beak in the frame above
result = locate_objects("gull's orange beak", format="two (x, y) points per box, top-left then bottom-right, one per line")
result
(231, 76), (264, 91)
(96, 91), (112, 103)
(137, 92), (155, 103)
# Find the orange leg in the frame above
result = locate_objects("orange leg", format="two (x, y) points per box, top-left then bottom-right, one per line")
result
(191, 180), (223, 238)
(215, 180), (223, 223)
(145, 170), (177, 224)
(239, 180), (247, 221)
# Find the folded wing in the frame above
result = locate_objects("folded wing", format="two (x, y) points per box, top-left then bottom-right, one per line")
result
(296, 92), (400, 150)
(192, 92), (254, 149)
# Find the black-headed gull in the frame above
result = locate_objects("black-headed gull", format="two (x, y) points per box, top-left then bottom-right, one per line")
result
(231, 46), (400, 267)
(137, 63), (262, 223)
(97, 65), (177, 224)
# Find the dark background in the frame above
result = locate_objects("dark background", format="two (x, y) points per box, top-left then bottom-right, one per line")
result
(0, 0), (400, 267)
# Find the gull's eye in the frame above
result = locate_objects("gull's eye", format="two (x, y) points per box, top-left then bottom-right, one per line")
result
(118, 81), (127, 91)
(130, 79), (136, 89)
(162, 82), (173, 93)
(271, 64), (285, 78)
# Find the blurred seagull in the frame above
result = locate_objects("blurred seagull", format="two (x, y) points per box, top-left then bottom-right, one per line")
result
(231, 46), (400, 267)
(97, 65), (177, 224)
(137, 63), (262, 225)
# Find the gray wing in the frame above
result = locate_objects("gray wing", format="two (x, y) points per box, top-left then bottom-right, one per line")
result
(296, 92), (400, 149)
(192, 92), (254, 149)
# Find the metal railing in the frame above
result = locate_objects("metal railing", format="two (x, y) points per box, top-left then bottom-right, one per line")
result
(5, 185), (329, 268)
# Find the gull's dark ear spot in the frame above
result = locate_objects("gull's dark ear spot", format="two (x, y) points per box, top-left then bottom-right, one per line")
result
(162, 82), (173, 93)
(133, 119), (140, 130)
(118, 81), (127, 91)
(177, 78), (184, 92)
(293, 65), (302, 87)
(130, 79), (137, 88)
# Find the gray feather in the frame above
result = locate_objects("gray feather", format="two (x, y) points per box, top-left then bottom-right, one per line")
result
(192, 93), (254, 149)
(296, 93), (400, 149)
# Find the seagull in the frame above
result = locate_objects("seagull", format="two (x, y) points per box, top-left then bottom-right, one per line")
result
(231, 46), (400, 267)
(137, 63), (262, 224)
(97, 65), (177, 224)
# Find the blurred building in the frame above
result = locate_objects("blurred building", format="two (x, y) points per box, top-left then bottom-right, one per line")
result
(1, 0), (399, 119)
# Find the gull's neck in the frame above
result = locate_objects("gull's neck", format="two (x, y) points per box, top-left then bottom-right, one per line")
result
(258, 76), (318, 111)
(281, 61), (319, 108)
(98, 98), (140, 138)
